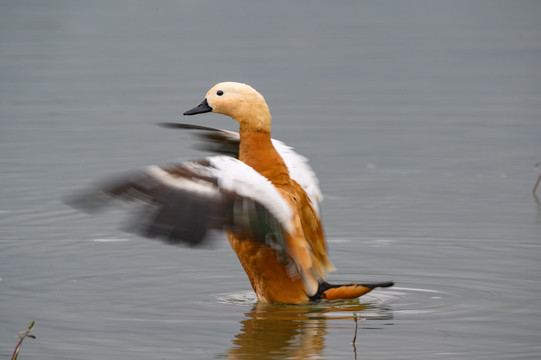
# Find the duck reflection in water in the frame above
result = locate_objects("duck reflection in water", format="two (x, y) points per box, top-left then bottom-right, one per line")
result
(227, 300), (393, 359)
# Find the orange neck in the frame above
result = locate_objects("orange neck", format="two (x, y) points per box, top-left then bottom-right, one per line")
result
(238, 128), (290, 186)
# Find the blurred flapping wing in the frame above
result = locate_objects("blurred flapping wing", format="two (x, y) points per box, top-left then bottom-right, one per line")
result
(66, 156), (295, 249)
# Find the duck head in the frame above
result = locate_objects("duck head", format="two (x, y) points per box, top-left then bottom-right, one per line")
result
(183, 82), (271, 132)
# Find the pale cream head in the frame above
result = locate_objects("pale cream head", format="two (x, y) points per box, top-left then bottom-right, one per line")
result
(205, 82), (272, 132)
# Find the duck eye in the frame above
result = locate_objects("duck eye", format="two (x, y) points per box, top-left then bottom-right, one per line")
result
(217, 90), (224, 96)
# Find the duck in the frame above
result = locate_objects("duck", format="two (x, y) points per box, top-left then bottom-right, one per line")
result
(68, 82), (393, 304)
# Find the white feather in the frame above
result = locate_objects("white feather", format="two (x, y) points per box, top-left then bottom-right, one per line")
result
(145, 165), (219, 197)
(272, 139), (323, 216)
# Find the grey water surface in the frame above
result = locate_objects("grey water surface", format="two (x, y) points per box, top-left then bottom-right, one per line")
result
(1, 1), (540, 359)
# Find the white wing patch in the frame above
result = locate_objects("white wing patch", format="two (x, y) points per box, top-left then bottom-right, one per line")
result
(145, 165), (218, 196)
(272, 140), (323, 216)
(189, 156), (295, 234)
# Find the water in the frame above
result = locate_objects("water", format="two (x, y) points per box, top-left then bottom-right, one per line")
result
(1, 1), (540, 359)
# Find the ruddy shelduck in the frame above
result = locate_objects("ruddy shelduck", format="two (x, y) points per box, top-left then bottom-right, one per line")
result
(69, 82), (393, 303)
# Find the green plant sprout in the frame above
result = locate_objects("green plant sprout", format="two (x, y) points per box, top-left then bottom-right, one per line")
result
(11, 321), (36, 360)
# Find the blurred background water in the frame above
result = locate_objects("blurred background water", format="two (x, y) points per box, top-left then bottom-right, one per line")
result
(1, 1), (540, 359)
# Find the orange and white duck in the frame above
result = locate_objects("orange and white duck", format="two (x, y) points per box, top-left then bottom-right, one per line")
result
(69, 82), (393, 303)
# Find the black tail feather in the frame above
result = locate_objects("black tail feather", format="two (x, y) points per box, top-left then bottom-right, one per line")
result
(358, 281), (394, 289)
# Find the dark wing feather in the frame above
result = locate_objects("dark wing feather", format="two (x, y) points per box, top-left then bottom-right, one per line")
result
(159, 123), (240, 157)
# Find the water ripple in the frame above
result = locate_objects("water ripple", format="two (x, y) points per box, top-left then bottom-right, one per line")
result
(216, 291), (258, 305)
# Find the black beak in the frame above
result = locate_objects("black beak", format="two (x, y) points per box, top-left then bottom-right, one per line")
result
(183, 98), (212, 116)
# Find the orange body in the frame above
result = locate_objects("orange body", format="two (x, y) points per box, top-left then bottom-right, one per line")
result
(228, 233), (308, 303)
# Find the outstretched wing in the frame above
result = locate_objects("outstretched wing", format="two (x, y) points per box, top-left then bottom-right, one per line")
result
(66, 156), (295, 250)
(160, 123), (323, 214)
